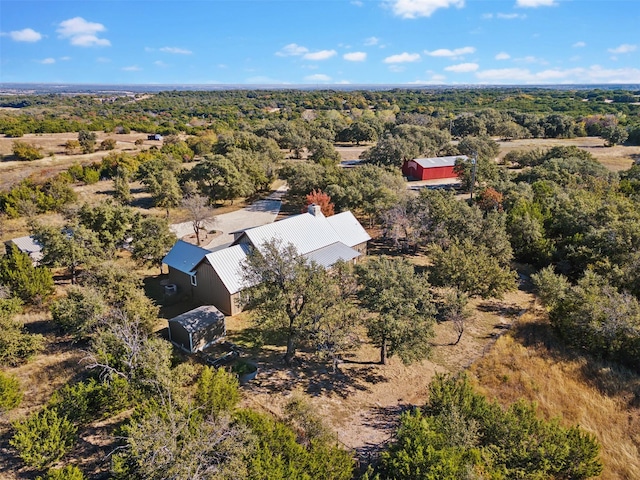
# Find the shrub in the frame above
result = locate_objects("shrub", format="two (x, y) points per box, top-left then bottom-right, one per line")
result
(36, 465), (86, 480)
(10, 407), (77, 469)
(49, 377), (131, 424)
(12, 140), (44, 161)
(195, 366), (240, 418)
(0, 371), (22, 412)
(100, 138), (117, 150)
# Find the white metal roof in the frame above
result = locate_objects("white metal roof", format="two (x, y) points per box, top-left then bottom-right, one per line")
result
(412, 155), (468, 169)
(204, 243), (252, 294)
(326, 211), (371, 247)
(205, 209), (370, 295)
(304, 242), (361, 268)
(163, 240), (210, 274)
(235, 212), (342, 256)
(7, 236), (43, 261)
(168, 305), (224, 334)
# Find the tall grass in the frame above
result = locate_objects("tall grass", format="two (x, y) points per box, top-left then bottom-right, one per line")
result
(469, 309), (640, 480)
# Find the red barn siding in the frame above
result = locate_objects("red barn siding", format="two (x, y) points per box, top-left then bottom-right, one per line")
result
(402, 160), (457, 180)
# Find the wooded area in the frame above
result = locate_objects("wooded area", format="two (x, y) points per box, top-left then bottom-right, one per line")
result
(1, 86), (639, 479)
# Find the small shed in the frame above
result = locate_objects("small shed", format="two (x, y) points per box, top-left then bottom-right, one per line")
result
(168, 305), (226, 353)
(147, 134), (163, 141)
(4, 235), (43, 264)
(402, 155), (468, 181)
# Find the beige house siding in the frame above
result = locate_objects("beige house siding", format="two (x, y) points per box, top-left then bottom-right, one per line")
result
(192, 262), (244, 316)
(167, 268), (195, 298)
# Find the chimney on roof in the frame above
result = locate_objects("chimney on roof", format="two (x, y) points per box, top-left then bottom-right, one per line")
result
(308, 204), (324, 217)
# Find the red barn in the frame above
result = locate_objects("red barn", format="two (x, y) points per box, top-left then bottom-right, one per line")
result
(402, 155), (468, 181)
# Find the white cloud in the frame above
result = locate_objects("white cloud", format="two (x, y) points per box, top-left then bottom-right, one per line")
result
(9, 28), (42, 42)
(497, 13), (526, 19)
(122, 65), (141, 71)
(389, 0), (465, 19)
(344, 51), (367, 62)
(445, 62), (479, 72)
(514, 55), (547, 64)
(495, 52), (511, 60)
(154, 61), (169, 67)
(573, 41), (586, 48)
(303, 49), (337, 61)
(57, 17), (110, 47)
(425, 46), (475, 57)
(475, 65), (640, 84)
(516, 0), (556, 7)
(159, 47), (192, 55)
(276, 43), (308, 56)
(364, 36), (380, 46)
(304, 74), (332, 82)
(60, 56), (71, 61)
(351, 0), (364, 6)
(384, 52), (421, 63)
(608, 44), (637, 54)
(40, 58), (55, 64)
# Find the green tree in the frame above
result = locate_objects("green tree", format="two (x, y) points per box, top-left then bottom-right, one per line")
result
(356, 257), (436, 364)
(129, 214), (176, 272)
(36, 465), (86, 480)
(429, 240), (516, 299)
(0, 371), (22, 413)
(113, 399), (250, 480)
(10, 407), (77, 469)
(50, 286), (107, 338)
(195, 366), (241, 418)
(33, 223), (104, 284)
(0, 293), (43, 366)
(78, 130), (97, 153)
(12, 140), (44, 161)
(600, 124), (628, 147)
(113, 168), (132, 205)
(0, 244), (54, 305)
(77, 201), (133, 253)
(240, 239), (330, 365)
(380, 375), (602, 480)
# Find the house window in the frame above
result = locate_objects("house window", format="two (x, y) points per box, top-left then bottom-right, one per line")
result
(190, 274), (197, 286)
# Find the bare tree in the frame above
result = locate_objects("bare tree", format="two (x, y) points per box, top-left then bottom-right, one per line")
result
(440, 288), (473, 346)
(181, 194), (213, 246)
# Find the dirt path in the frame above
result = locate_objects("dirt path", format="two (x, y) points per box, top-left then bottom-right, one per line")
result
(230, 287), (535, 458)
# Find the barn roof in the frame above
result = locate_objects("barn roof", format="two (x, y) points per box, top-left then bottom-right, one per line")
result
(168, 305), (224, 334)
(163, 240), (210, 274)
(411, 155), (469, 169)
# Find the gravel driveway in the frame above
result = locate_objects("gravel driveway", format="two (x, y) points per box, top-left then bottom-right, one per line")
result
(170, 186), (287, 250)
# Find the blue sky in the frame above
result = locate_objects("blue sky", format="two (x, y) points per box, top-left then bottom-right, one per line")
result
(1, 0), (639, 85)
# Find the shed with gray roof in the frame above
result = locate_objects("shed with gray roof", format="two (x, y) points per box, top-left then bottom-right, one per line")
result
(4, 236), (43, 264)
(168, 305), (225, 353)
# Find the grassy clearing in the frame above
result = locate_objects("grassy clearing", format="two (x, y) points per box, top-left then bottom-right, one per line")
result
(469, 308), (640, 480)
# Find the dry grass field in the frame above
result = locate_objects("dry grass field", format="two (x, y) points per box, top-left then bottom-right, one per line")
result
(497, 136), (640, 172)
(469, 310), (640, 480)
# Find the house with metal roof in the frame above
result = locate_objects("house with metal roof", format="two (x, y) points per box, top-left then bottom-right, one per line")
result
(402, 155), (468, 181)
(163, 205), (370, 315)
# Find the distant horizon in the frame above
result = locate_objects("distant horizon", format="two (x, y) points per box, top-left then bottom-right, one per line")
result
(1, 82), (639, 95)
(1, 1), (638, 85)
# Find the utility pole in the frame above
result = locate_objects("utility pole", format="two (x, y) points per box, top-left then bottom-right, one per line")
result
(469, 153), (478, 201)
